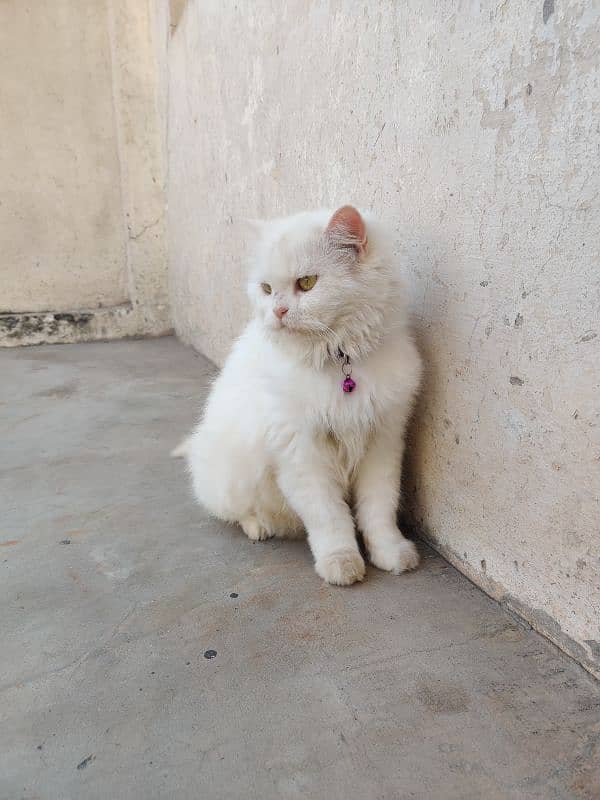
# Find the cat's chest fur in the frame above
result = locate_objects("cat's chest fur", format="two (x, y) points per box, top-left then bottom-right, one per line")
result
(260, 336), (406, 441)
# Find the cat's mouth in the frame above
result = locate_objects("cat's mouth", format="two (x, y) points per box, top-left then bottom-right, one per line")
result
(270, 318), (303, 335)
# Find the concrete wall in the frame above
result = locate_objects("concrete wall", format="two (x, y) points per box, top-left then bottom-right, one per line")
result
(0, 0), (171, 346)
(167, 1), (600, 677)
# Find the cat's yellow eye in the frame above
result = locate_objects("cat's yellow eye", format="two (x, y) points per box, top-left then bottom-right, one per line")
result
(261, 282), (272, 295)
(297, 275), (318, 292)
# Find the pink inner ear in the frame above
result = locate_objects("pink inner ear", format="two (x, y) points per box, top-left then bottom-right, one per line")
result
(325, 205), (367, 249)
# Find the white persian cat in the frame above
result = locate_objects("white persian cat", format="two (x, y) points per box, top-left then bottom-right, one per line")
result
(176, 205), (422, 585)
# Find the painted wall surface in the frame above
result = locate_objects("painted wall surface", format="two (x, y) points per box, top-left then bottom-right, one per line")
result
(167, 1), (600, 676)
(0, 0), (171, 345)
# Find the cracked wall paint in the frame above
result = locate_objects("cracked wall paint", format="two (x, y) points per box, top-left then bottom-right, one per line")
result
(167, 0), (600, 676)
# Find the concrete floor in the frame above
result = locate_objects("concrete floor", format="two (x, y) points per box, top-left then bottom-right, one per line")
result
(1, 338), (599, 800)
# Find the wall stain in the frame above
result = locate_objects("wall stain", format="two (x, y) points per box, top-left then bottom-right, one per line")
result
(542, 0), (554, 24)
(76, 754), (95, 770)
(0, 312), (92, 340)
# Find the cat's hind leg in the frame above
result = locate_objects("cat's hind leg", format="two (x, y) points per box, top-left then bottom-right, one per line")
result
(240, 515), (275, 542)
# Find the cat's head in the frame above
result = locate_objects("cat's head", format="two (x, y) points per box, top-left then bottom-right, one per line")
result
(248, 206), (400, 360)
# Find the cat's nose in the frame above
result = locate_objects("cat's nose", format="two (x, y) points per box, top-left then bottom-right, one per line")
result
(274, 306), (289, 320)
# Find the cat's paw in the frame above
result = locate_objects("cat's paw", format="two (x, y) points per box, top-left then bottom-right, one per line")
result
(315, 548), (365, 586)
(241, 517), (274, 542)
(369, 538), (420, 574)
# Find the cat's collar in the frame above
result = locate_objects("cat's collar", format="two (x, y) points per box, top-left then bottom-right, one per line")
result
(328, 346), (356, 394)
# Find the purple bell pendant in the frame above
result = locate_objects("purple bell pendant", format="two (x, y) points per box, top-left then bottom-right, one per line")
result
(341, 353), (356, 393)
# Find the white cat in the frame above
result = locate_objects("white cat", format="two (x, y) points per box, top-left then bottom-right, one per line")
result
(176, 206), (422, 585)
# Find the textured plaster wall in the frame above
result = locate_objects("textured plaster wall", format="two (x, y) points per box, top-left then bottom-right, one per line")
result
(0, 0), (171, 346)
(167, 0), (600, 676)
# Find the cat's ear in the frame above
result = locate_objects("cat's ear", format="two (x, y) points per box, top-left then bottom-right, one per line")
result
(325, 206), (368, 257)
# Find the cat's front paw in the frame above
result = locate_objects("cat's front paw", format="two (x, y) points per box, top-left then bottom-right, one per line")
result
(315, 548), (365, 586)
(369, 538), (420, 574)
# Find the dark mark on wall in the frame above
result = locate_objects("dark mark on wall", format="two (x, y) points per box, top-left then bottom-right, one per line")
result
(514, 313), (524, 327)
(480, 559), (486, 573)
(60, 539), (71, 545)
(76, 754), (95, 771)
(230, 592), (238, 598)
(543, 0), (554, 24)
(510, 376), (524, 386)
(480, 280), (489, 287)
(0, 312), (93, 340)
(372, 121), (386, 148)
(204, 649), (217, 659)
(526, 82), (533, 96)
(578, 331), (597, 343)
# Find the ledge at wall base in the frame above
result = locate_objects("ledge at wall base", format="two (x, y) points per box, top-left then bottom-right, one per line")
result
(402, 518), (600, 682)
(0, 304), (172, 347)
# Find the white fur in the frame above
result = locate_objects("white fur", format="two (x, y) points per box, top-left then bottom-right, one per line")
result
(179, 208), (422, 585)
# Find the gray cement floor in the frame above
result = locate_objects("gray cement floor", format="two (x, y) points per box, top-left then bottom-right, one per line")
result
(1, 338), (599, 800)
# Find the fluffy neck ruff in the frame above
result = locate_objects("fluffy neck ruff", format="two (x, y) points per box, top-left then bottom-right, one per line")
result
(268, 276), (406, 370)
